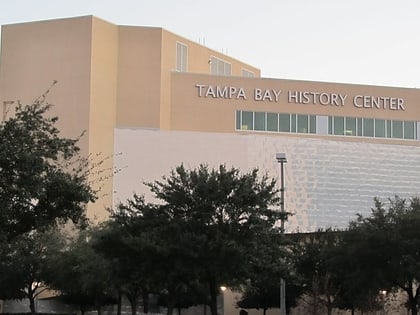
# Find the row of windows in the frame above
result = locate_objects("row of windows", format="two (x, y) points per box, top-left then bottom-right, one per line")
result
(236, 111), (419, 140)
(236, 111), (316, 134)
(176, 42), (255, 77)
(328, 116), (417, 139)
(210, 56), (232, 76)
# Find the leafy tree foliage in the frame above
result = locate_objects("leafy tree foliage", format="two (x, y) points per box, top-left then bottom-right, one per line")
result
(146, 164), (285, 315)
(291, 229), (344, 315)
(0, 228), (64, 314)
(46, 229), (115, 315)
(0, 100), (95, 240)
(97, 194), (208, 315)
(345, 196), (420, 315)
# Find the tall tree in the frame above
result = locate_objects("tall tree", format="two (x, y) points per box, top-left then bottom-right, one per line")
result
(0, 228), (65, 314)
(0, 98), (95, 241)
(346, 196), (420, 315)
(147, 164), (286, 315)
(46, 229), (115, 315)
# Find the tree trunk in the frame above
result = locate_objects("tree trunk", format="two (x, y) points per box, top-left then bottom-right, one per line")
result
(128, 297), (138, 315)
(97, 305), (102, 315)
(208, 278), (218, 315)
(29, 295), (36, 315)
(142, 291), (149, 313)
(166, 304), (174, 315)
(117, 291), (122, 315)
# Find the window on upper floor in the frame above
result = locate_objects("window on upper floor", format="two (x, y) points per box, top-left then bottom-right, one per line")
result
(210, 56), (232, 76)
(176, 42), (188, 72)
(242, 69), (255, 77)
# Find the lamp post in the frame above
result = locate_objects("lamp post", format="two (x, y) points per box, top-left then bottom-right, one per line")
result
(276, 152), (287, 315)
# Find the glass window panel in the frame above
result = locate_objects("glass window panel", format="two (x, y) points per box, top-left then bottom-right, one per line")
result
(291, 114), (297, 132)
(328, 116), (332, 134)
(375, 119), (385, 138)
(210, 57), (217, 74)
(241, 111), (253, 130)
(309, 115), (316, 134)
(267, 113), (278, 132)
(297, 115), (308, 133)
(345, 117), (356, 136)
(225, 63), (232, 75)
(363, 118), (374, 137)
(333, 116), (344, 135)
(254, 112), (266, 131)
(392, 120), (403, 138)
(279, 114), (290, 132)
(236, 111), (241, 130)
(404, 121), (415, 139)
(387, 120), (392, 138)
(357, 118), (363, 136)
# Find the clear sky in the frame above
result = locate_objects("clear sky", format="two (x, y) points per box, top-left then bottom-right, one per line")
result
(1, 0), (419, 88)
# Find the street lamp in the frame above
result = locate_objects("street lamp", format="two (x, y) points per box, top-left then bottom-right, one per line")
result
(276, 152), (287, 315)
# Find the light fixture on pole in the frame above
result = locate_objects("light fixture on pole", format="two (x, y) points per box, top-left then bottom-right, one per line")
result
(276, 152), (287, 315)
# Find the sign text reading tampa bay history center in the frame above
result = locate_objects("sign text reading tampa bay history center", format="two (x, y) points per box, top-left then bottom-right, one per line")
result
(194, 84), (406, 111)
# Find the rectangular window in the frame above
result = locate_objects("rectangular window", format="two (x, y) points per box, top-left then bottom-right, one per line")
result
(291, 114), (297, 132)
(333, 116), (344, 135)
(267, 113), (278, 132)
(241, 111), (253, 130)
(242, 69), (255, 77)
(386, 120), (392, 138)
(297, 115), (308, 133)
(254, 112), (266, 131)
(210, 56), (232, 75)
(375, 119), (385, 138)
(309, 115), (316, 134)
(176, 42), (188, 72)
(404, 121), (415, 139)
(363, 118), (374, 137)
(345, 117), (356, 136)
(392, 120), (403, 138)
(357, 118), (363, 136)
(328, 116), (333, 134)
(279, 114), (290, 132)
(236, 111), (241, 130)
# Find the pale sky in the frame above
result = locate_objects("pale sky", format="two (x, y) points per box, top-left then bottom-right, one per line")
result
(1, 0), (419, 88)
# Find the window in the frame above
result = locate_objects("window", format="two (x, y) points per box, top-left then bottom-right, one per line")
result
(241, 111), (253, 130)
(392, 120), (403, 138)
(345, 117), (356, 136)
(333, 116), (345, 135)
(242, 69), (255, 77)
(363, 118), (374, 137)
(375, 119), (385, 138)
(297, 115), (309, 133)
(254, 112), (266, 131)
(210, 56), (232, 75)
(267, 113), (278, 132)
(404, 121), (415, 139)
(279, 114), (290, 132)
(176, 42), (188, 72)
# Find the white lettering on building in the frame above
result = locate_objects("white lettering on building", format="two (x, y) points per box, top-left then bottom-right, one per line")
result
(353, 95), (405, 110)
(195, 84), (247, 100)
(288, 91), (347, 106)
(194, 84), (407, 111)
(254, 89), (282, 102)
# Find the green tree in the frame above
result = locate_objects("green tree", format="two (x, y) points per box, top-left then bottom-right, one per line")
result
(0, 99), (95, 241)
(46, 229), (115, 315)
(97, 194), (204, 315)
(291, 229), (343, 315)
(346, 196), (420, 315)
(0, 228), (64, 314)
(147, 164), (285, 315)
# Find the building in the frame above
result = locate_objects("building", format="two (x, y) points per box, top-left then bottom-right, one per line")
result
(1, 14), (420, 315)
(1, 15), (420, 231)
